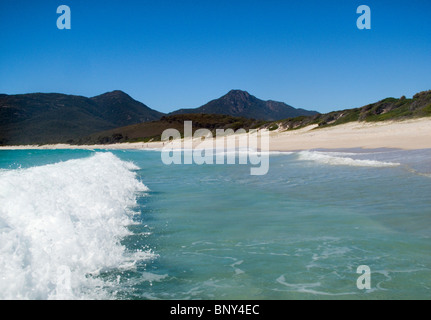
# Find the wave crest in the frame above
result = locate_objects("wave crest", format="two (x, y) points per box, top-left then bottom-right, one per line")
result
(0, 152), (152, 300)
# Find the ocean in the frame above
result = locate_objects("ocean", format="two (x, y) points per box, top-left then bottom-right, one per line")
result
(0, 148), (430, 300)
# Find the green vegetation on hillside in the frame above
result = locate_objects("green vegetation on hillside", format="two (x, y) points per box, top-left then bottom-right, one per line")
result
(264, 90), (431, 131)
(74, 114), (266, 145)
(0, 91), (164, 145)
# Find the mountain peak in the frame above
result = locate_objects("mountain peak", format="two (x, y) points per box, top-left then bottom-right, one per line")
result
(170, 90), (318, 120)
(93, 90), (131, 100)
(89, 90), (164, 125)
(227, 89), (250, 95)
(225, 90), (252, 100)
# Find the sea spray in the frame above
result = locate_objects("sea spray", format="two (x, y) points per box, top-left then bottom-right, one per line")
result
(0, 152), (153, 299)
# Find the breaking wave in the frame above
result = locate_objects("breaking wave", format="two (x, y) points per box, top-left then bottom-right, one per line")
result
(0, 152), (152, 300)
(297, 151), (401, 167)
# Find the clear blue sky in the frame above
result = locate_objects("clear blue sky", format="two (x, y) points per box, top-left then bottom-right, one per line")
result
(1, 0), (430, 113)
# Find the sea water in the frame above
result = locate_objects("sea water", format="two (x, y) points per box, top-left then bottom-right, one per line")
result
(0, 148), (430, 300)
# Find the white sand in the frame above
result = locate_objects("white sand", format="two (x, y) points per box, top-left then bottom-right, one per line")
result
(1, 118), (430, 151)
(267, 118), (431, 151)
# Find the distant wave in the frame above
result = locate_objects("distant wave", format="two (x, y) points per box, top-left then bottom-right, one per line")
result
(213, 147), (293, 156)
(0, 152), (153, 300)
(297, 151), (401, 167)
(405, 167), (431, 178)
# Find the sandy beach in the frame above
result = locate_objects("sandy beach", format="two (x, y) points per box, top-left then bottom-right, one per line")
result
(1, 118), (430, 151)
(267, 118), (431, 151)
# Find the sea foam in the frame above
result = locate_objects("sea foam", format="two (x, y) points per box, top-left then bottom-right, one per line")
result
(297, 151), (400, 167)
(0, 152), (151, 300)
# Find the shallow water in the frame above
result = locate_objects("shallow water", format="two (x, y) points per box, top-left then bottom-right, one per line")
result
(0, 148), (430, 299)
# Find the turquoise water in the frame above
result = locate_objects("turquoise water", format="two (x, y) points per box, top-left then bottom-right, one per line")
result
(0, 148), (430, 299)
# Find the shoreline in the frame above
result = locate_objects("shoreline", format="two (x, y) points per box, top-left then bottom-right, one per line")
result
(1, 118), (431, 152)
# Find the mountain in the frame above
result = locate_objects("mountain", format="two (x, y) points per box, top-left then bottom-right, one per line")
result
(90, 90), (164, 126)
(170, 90), (319, 121)
(0, 91), (164, 145)
(0, 89), (317, 145)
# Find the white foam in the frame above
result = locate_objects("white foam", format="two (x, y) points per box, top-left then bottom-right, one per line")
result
(276, 275), (356, 296)
(0, 152), (153, 300)
(230, 260), (245, 275)
(297, 151), (400, 167)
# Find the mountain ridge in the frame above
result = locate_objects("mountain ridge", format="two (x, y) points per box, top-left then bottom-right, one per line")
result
(72, 89), (431, 146)
(0, 90), (164, 145)
(170, 90), (319, 120)
(2, 89), (429, 146)
(0, 89), (316, 145)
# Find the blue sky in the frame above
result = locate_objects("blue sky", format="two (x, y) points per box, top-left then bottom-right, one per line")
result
(1, 0), (430, 113)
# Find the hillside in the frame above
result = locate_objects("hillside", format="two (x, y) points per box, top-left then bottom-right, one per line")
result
(170, 90), (318, 121)
(0, 91), (164, 145)
(264, 90), (431, 131)
(76, 114), (265, 145)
